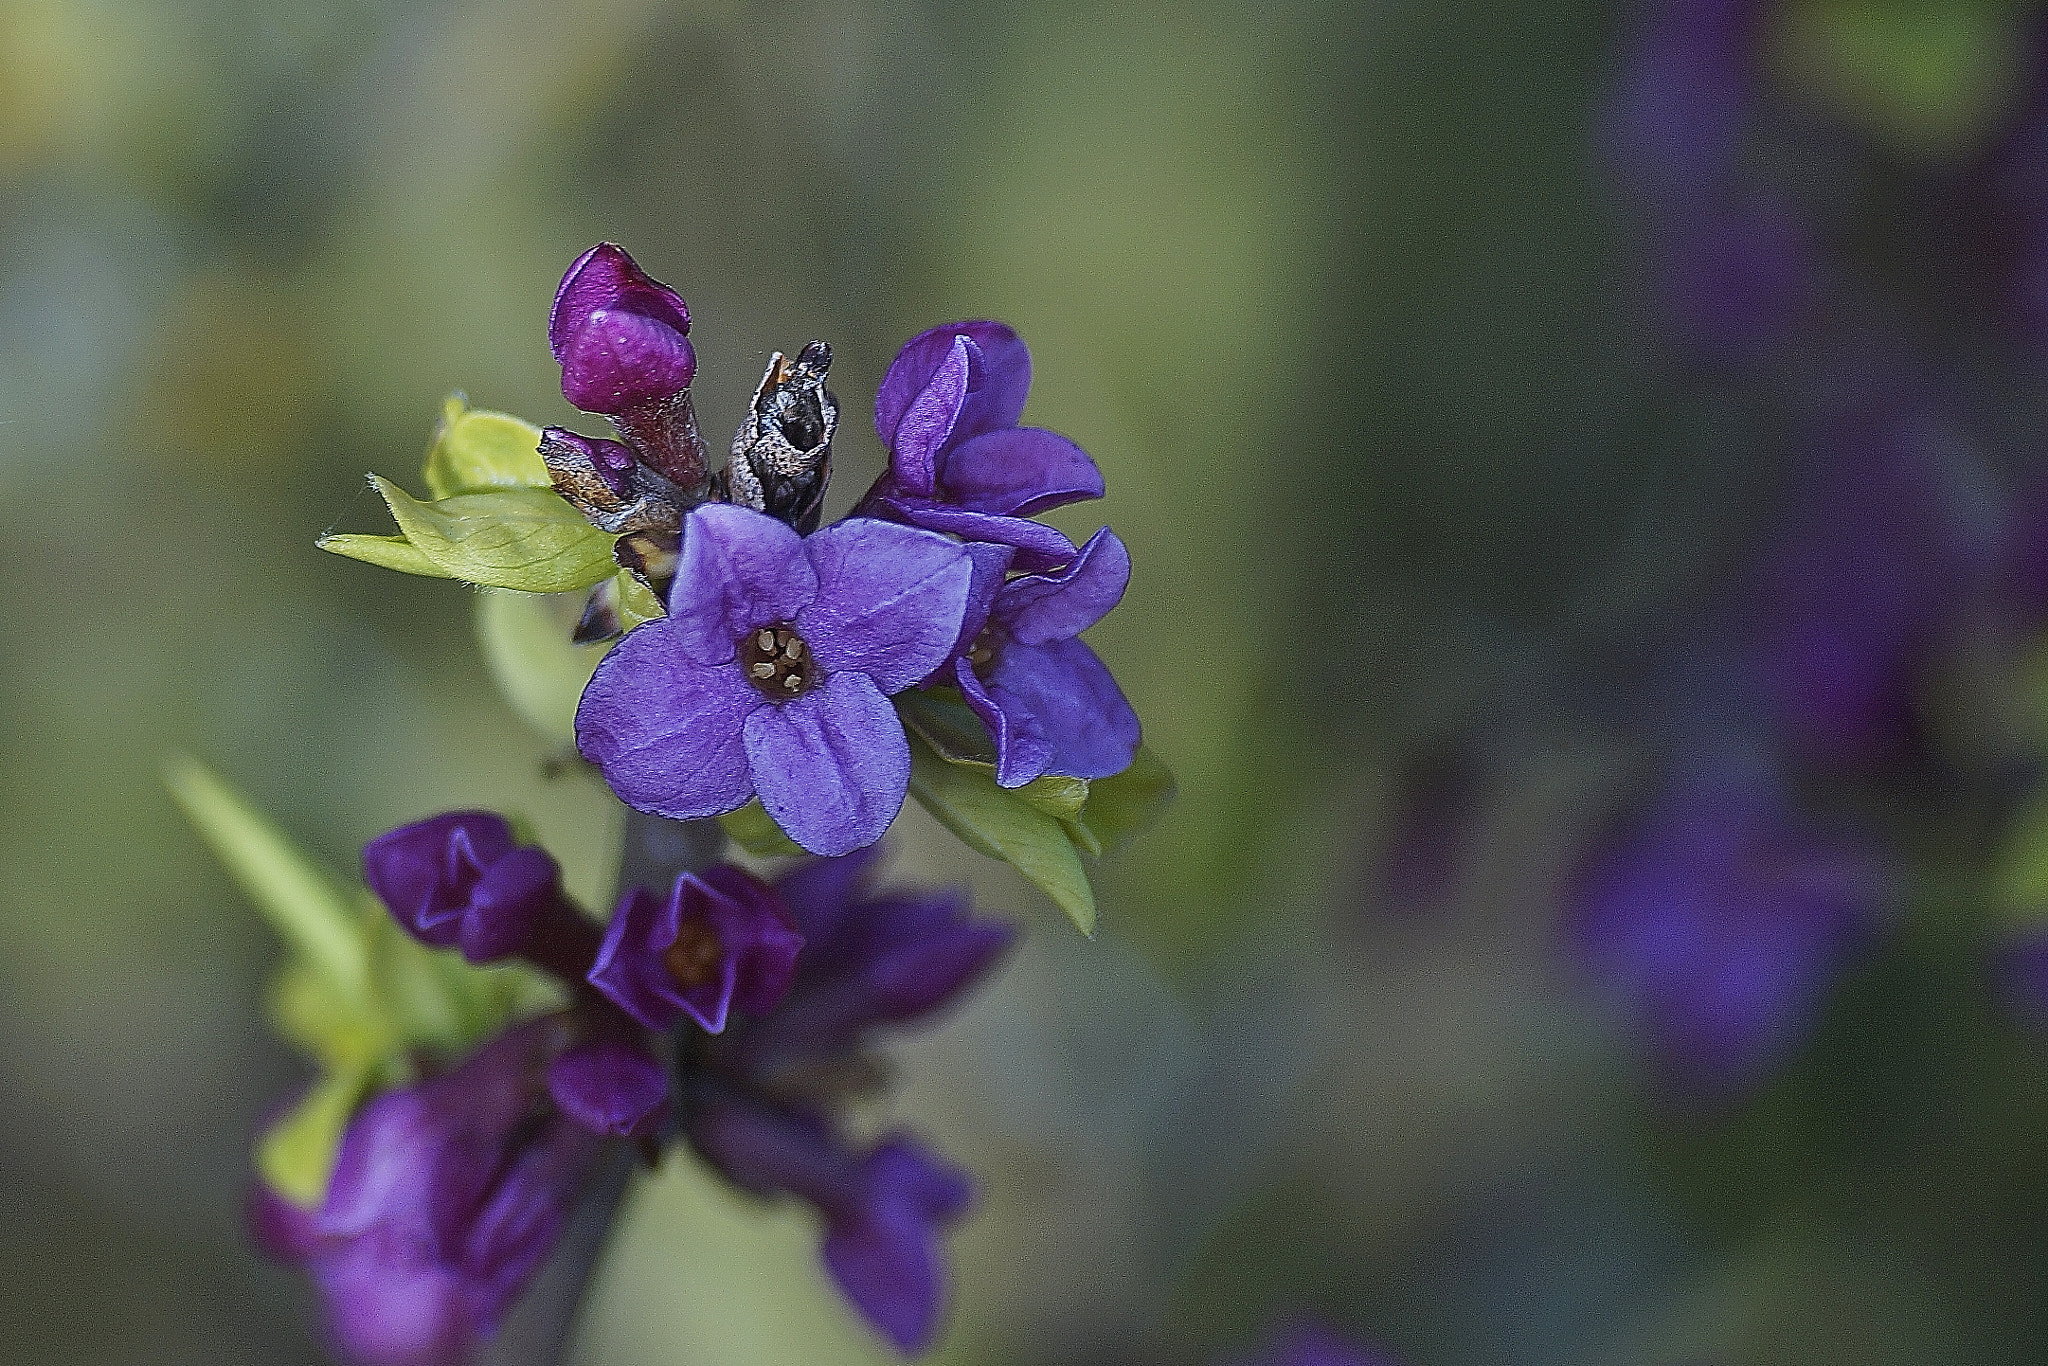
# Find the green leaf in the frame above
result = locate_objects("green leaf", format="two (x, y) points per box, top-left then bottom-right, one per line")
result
(894, 687), (1089, 819)
(720, 800), (807, 858)
(365, 904), (549, 1052)
(616, 570), (665, 628)
(256, 1064), (373, 1208)
(475, 589), (607, 745)
(355, 476), (618, 593)
(316, 532), (456, 579)
(422, 393), (550, 498)
(1072, 746), (1177, 858)
(907, 732), (1097, 934)
(164, 757), (369, 1002)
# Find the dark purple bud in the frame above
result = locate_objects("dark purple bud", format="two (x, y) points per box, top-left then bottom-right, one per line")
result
(362, 812), (599, 981)
(550, 243), (696, 413)
(261, 1020), (606, 1366)
(546, 1035), (672, 1140)
(587, 865), (804, 1033)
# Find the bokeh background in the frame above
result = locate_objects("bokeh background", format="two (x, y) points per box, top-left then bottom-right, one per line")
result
(12, 0), (2048, 1362)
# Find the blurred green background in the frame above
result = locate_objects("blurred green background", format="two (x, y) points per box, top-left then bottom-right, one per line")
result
(9, 1), (2048, 1363)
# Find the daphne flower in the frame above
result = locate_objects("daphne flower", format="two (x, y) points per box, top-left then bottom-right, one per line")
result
(587, 864), (804, 1033)
(250, 1020), (607, 1366)
(682, 847), (1015, 1354)
(944, 526), (1140, 787)
(856, 321), (1102, 572)
(575, 503), (973, 855)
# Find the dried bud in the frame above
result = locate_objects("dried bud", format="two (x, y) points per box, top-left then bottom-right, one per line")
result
(538, 427), (687, 537)
(723, 341), (837, 533)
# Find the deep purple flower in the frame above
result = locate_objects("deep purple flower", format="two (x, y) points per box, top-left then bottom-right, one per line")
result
(1221, 1322), (1404, 1366)
(856, 321), (1103, 572)
(1651, 193), (1816, 361)
(575, 503), (974, 855)
(550, 242), (695, 415)
(362, 812), (600, 982)
(1602, 0), (1761, 218)
(943, 525), (1140, 787)
(252, 1020), (606, 1366)
(587, 864), (804, 1033)
(544, 1034), (672, 1140)
(1568, 774), (1886, 1098)
(682, 848), (1015, 1354)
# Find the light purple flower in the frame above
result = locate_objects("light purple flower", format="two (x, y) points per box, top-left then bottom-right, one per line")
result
(252, 1020), (605, 1366)
(944, 526), (1140, 787)
(856, 321), (1103, 572)
(575, 503), (974, 855)
(587, 864), (804, 1034)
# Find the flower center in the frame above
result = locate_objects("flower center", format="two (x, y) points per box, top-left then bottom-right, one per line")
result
(742, 623), (816, 699)
(664, 918), (725, 989)
(964, 623), (1002, 676)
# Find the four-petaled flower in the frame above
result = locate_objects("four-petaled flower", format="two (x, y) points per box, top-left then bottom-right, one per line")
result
(857, 321), (1104, 572)
(588, 864), (804, 1033)
(946, 525), (1141, 787)
(575, 503), (975, 856)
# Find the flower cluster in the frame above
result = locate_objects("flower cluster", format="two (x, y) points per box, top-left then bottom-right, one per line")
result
(251, 811), (1012, 1363)
(548, 244), (1142, 857)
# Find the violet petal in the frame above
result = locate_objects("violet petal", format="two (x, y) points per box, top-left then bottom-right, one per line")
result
(874, 321), (1031, 454)
(985, 637), (1141, 780)
(745, 672), (911, 857)
(940, 426), (1103, 516)
(668, 503), (819, 667)
(546, 1038), (672, 1139)
(799, 518), (974, 693)
(574, 625), (759, 820)
(995, 526), (1131, 645)
(956, 657), (1057, 789)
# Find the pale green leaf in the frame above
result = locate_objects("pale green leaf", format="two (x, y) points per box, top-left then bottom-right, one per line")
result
(720, 800), (807, 858)
(895, 687), (1089, 818)
(907, 733), (1096, 934)
(370, 476), (618, 593)
(256, 1064), (373, 1208)
(1073, 745), (1177, 858)
(475, 589), (607, 745)
(164, 757), (369, 1001)
(422, 393), (550, 498)
(616, 569), (665, 628)
(316, 532), (456, 579)
(268, 961), (392, 1070)
(365, 905), (542, 1052)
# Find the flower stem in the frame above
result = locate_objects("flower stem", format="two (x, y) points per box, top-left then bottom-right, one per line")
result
(481, 809), (727, 1366)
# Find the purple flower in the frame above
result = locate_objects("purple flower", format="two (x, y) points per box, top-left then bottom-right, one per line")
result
(587, 864), (804, 1033)
(682, 848), (1015, 1354)
(1650, 193), (1816, 361)
(1568, 774), (1886, 1098)
(944, 526), (1140, 787)
(252, 1020), (606, 1366)
(362, 812), (600, 982)
(1221, 1322), (1404, 1366)
(687, 1097), (972, 1355)
(575, 503), (974, 855)
(550, 242), (695, 415)
(545, 1034), (672, 1140)
(856, 321), (1103, 572)
(1602, 0), (1760, 218)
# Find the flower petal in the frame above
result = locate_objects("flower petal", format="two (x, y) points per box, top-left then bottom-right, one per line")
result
(668, 503), (819, 666)
(987, 637), (1141, 780)
(550, 243), (690, 359)
(883, 335), (971, 495)
(546, 1038), (671, 1139)
(557, 308), (697, 414)
(866, 493), (1079, 573)
(745, 673), (910, 856)
(958, 656), (1056, 788)
(874, 321), (1031, 456)
(799, 518), (973, 693)
(575, 621), (758, 820)
(939, 426), (1103, 516)
(995, 527), (1130, 645)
